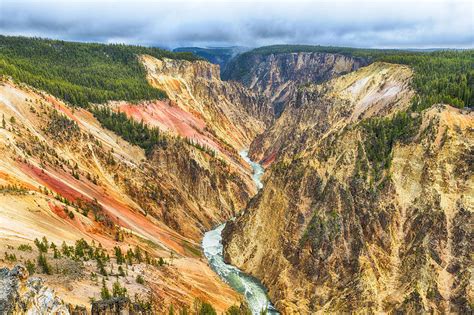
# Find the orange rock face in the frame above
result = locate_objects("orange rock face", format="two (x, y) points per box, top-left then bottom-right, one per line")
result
(0, 75), (262, 312)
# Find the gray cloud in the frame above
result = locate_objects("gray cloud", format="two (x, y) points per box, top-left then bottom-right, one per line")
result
(0, 0), (473, 48)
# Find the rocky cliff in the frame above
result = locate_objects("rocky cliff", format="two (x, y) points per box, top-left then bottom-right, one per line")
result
(223, 62), (473, 313)
(223, 51), (368, 116)
(0, 76), (249, 312)
(0, 265), (151, 314)
(140, 55), (271, 135)
(0, 265), (81, 314)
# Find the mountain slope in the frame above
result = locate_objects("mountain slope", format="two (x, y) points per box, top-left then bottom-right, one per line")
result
(0, 36), (277, 313)
(0, 76), (253, 312)
(139, 54), (270, 147)
(223, 48), (368, 116)
(223, 62), (473, 313)
(223, 45), (473, 118)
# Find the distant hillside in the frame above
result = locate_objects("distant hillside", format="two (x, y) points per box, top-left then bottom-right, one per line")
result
(223, 44), (474, 110)
(0, 36), (201, 107)
(173, 46), (250, 70)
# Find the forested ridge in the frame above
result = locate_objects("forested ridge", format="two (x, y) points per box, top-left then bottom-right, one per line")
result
(92, 107), (167, 155)
(0, 36), (201, 107)
(93, 107), (217, 157)
(224, 45), (474, 109)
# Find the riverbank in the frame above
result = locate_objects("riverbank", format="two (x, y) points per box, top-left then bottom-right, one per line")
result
(201, 150), (278, 314)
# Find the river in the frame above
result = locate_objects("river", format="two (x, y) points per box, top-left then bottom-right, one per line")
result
(202, 150), (278, 314)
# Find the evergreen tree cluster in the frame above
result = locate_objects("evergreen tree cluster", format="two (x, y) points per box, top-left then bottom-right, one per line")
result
(0, 35), (201, 107)
(361, 111), (421, 184)
(92, 107), (167, 155)
(0, 184), (29, 195)
(380, 51), (474, 110)
(94, 106), (219, 158)
(45, 109), (80, 140)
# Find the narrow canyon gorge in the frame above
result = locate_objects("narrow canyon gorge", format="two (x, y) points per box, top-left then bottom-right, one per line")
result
(0, 37), (472, 314)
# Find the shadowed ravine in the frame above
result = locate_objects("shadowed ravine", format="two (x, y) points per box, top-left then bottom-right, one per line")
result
(202, 151), (278, 314)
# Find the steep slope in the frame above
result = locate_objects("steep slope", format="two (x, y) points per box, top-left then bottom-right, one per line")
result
(249, 62), (414, 166)
(0, 37), (273, 313)
(139, 55), (270, 147)
(223, 62), (473, 313)
(223, 50), (368, 116)
(0, 78), (249, 312)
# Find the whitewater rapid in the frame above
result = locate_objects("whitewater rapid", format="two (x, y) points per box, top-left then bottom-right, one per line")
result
(202, 150), (278, 314)
(239, 150), (264, 190)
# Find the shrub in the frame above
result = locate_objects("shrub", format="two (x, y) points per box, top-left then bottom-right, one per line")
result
(112, 280), (128, 298)
(114, 246), (125, 265)
(136, 274), (144, 285)
(34, 237), (49, 253)
(4, 252), (17, 262)
(118, 266), (125, 277)
(100, 279), (111, 300)
(38, 253), (51, 274)
(25, 260), (36, 275)
(18, 244), (33, 252)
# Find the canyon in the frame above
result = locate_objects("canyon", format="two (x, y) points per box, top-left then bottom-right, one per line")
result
(0, 52), (266, 312)
(0, 39), (472, 314)
(223, 60), (473, 313)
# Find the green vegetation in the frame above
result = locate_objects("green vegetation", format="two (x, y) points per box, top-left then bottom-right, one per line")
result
(226, 305), (252, 315)
(25, 259), (36, 275)
(184, 138), (217, 157)
(93, 106), (217, 157)
(4, 252), (17, 262)
(380, 51), (473, 110)
(74, 198), (113, 227)
(193, 298), (217, 315)
(112, 280), (128, 297)
(0, 35), (201, 107)
(199, 302), (217, 315)
(361, 111), (421, 184)
(114, 246), (125, 265)
(37, 252), (51, 274)
(34, 237), (49, 253)
(300, 211), (341, 250)
(18, 244), (33, 252)
(100, 279), (111, 300)
(45, 110), (80, 141)
(92, 107), (167, 155)
(136, 274), (145, 284)
(0, 184), (29, 195)
(224, 45), (473, 109)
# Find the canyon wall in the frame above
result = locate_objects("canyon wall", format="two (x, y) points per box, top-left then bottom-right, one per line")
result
(223, 62), (473, 313)
(0, 53), (267, 312)
(223, 51), (368, 116)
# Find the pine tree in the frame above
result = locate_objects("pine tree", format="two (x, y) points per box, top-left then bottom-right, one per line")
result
(100, 279), (111, 300)
(38, 253), (51, 274)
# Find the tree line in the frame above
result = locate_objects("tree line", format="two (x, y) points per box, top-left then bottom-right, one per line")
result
(224, 45), (473, 109)
(0, 35), (201, 107)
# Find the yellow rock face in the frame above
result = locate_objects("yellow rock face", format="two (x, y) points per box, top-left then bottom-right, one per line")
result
(0, 76), (262, 312)
(223, 63), (473, 314)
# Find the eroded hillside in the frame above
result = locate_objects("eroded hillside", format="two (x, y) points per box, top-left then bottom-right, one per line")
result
(0, 76), (257, 312)
(140, 55), (271, 134)
(1, 36), (472, 314)
(223, 62), (473, 313)
(223, 51), (368, 116)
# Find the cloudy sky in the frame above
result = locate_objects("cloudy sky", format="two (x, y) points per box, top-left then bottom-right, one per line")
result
(1, 0), (473, 49)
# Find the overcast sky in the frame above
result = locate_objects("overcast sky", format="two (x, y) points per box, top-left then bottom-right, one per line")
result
(1, 0), (473, 49)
